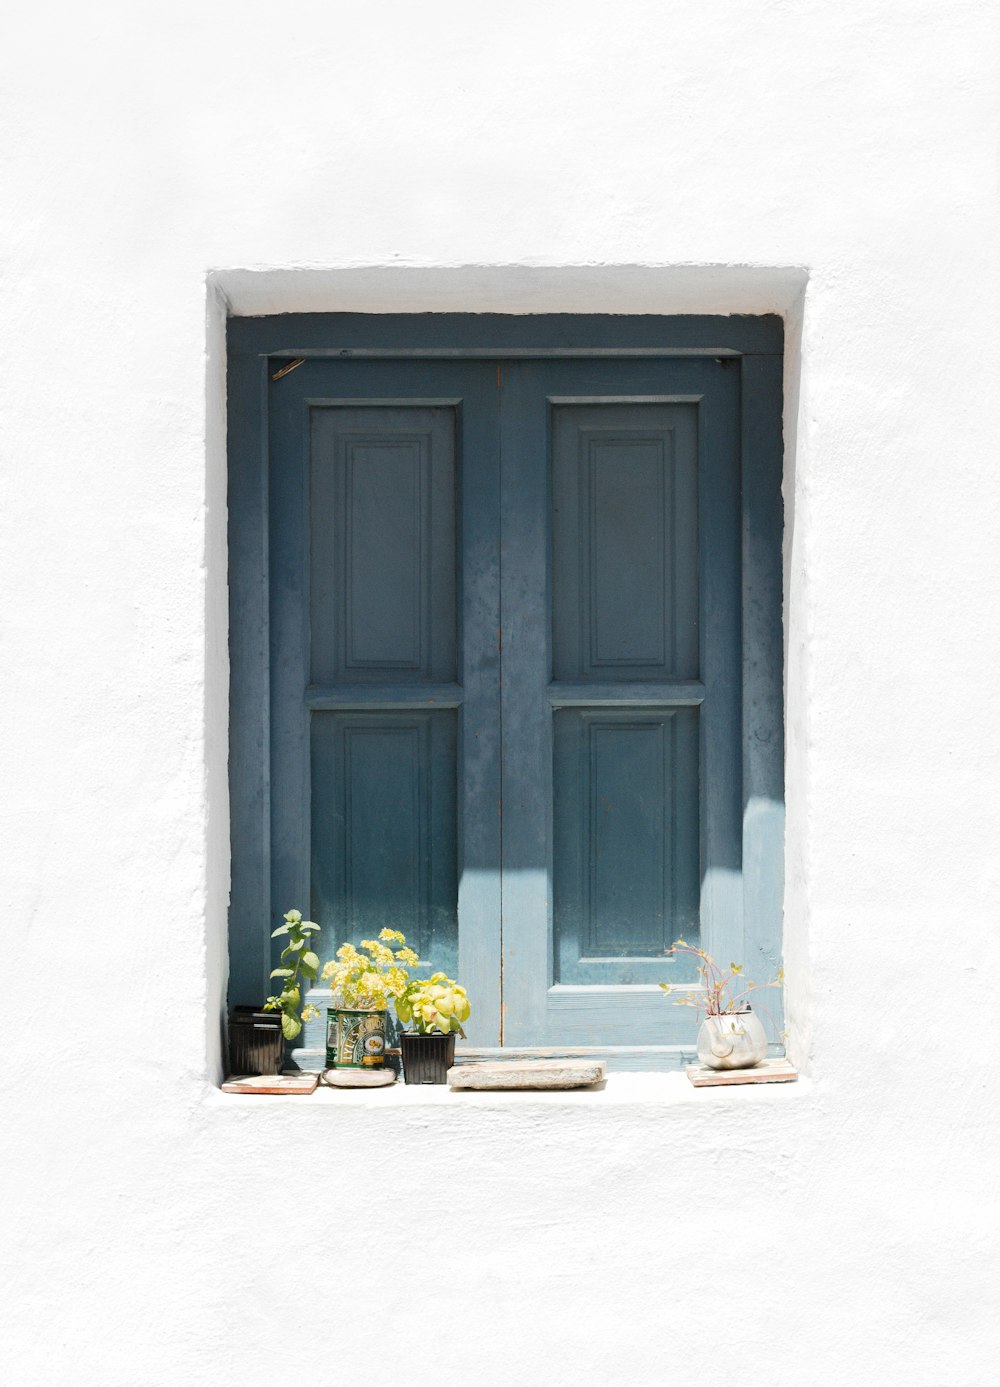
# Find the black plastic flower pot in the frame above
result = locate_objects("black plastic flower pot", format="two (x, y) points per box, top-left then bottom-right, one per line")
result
(228, 1006), (284, 1076)
(400, 1030), (457, 1085)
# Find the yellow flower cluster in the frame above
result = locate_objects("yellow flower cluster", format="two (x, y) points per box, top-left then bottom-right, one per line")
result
(320, 927), (420, 1010)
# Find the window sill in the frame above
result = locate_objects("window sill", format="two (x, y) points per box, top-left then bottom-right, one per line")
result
(205, 1069), (810, 1111)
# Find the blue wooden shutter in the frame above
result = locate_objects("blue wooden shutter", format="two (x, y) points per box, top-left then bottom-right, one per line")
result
(499, 359), (744, 1053)
(266, 360), (502, 1047)
(228, 316), (784, 1070)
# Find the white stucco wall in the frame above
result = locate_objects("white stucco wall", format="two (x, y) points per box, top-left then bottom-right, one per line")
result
(2, 3), (998, 1383)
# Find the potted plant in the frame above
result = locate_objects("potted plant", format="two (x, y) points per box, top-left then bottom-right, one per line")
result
(227, 1005), (284, 1077)
(320, 929), (419, 1069)
(395, 972), (472, 1084)
(261, 909), (323, 1041)
(227, 909), (321, 1075)
(660, 940), (784, 1070)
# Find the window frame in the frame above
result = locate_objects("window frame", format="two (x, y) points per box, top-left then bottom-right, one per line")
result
(227, 313), (785, 1067)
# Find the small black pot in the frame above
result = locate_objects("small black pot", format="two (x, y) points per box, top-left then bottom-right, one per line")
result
(400, 1030), (457, 1085)
(228, 1006), (283, 1076)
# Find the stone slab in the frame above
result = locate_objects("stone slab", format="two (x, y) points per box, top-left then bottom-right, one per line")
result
(447, 1059), (606, 1090)
(322, 1067), (396, 1088)
(221, 1073), (319, 1094)
(686, 1058), (799, 1087)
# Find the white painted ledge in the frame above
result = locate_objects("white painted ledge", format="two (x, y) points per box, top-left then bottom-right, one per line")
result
(210, 262), (808, 319)
(204, 1070), (811, 1111)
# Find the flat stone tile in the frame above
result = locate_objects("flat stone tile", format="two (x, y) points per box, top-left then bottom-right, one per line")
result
(448, 1059), (606, 1090)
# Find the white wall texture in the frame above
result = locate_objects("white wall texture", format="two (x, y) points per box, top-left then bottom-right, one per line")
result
(1, 2), (998, 1383)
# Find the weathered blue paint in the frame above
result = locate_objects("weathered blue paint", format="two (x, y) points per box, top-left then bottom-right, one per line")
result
(311, 710), (458, 976)
(553, 706), (700, 986)
(228, 311), (784, 357)
(740, 353), (786, 1031)
(497, 358), (743, 1050)
(309, 405), (457, 685)
(263, 359), (502, 1044)
(227, 315), (784, 1069)
(305, 402), (461, 974)
(551, 401), (699, 682)
(227, 349), (271, 1007)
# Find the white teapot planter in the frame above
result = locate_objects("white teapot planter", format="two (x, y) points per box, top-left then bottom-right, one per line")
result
(697, 1008), (768, 1070)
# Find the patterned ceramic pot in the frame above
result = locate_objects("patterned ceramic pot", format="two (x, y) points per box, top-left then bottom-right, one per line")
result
(327, 1007), (388, 1069)
(696, 1009), (768, 1070)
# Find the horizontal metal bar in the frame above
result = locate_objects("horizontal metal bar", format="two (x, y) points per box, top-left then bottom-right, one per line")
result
(306, 683), (464, 710)
(547, 681), (706, 706)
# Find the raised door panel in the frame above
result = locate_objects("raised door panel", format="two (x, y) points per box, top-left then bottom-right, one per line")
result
(310, 406), (456, 685)
(311, 710), (458, 976)
(552, 403), (699, 682)
(553, 707), (699, 985)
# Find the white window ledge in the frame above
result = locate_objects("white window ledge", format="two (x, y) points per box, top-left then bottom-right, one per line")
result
(204, 1069), (811, 1111)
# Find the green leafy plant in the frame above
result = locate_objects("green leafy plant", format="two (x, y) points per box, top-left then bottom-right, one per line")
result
(320, 928), (420, 1010)
(659, 939), (784, 1019)
(396, 972), (471, 1035)
(263, 909), (322, 1041)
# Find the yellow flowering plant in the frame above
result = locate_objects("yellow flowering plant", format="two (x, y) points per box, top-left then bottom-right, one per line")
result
(395, 972), (471, 1036)
(321, 928), (420, 1011)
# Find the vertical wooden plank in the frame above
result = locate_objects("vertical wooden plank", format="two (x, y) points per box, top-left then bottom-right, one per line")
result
(268, 363), (314, 954)
(227, 345), (272, 1005)
(741, 352), (785, 993)
(696, 361), (745, 973)
(498, 360), (553, 1043)
(453, 363), (504, 1045)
